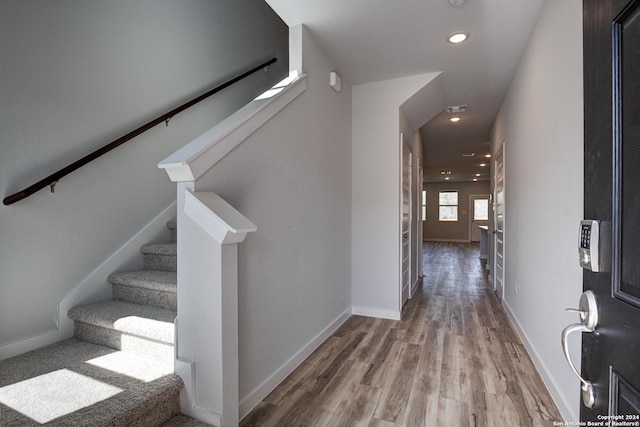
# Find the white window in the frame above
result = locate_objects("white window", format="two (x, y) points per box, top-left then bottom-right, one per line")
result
(439, 190), (458, 221)
(473, 198), (489, 221)
(422, 190), (427, 221)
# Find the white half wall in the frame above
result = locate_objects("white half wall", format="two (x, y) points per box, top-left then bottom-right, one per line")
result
(352, 72), (440, 319)
(490, 0), (583, 421)
(189, 25), (353, 415)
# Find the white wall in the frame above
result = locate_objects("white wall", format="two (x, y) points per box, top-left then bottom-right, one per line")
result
(351, 73), (439, 319)
(490, 0), (583, 421)
(190, 26), (353, 413)
(0, 0), (288, 346)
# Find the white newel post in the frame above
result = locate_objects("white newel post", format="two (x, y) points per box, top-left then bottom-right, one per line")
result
(173, 183), (256, 427)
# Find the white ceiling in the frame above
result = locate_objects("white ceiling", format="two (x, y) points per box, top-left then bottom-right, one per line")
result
(265, 0), (547, 182)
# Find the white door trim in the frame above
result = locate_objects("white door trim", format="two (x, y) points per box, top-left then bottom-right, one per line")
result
(493, 143), (505, 298)
(400, 133), (412, 309)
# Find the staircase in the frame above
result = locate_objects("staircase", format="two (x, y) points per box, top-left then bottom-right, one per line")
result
(0, 221), (210, 426)
(68, 221), (178, 366)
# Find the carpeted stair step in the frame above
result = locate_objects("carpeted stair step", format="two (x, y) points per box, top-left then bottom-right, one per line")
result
(168, 219), (177, 243)
(83, 373), (182, 427)
(109, 270), (177, 310)
(68, 300), (176, 363)
(141, 243), (177, 272)
(0, 338), (182, 426)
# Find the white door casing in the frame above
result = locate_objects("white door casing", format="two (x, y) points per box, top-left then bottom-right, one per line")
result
(401, 134), (412, 308)
(494, 144), (505, 298)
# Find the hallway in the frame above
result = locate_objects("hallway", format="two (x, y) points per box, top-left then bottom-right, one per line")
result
(241, 242), (562, 426)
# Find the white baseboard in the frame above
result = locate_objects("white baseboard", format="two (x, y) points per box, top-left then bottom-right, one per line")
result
(175, 357), (223, 427)
(502, 301), (576, 423)
(351, 305), (401, 321)
(0, 202), (177, 361)
(182, 405), (222, 427)
(239, 307), (351, 419)
(0, 328), (61, 361)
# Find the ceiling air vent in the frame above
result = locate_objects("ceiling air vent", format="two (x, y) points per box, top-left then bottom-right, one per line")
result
(446, 105), (468, 113)
(462, 152), (475, 157)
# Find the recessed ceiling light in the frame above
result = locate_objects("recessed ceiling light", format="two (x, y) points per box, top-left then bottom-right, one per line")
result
(449, 117), (461, 122)
(479, 163), (487, 167)
(448, 32), (469, 44)
(473, 178), (478, 182)
(485, 154), (491, 158)
(475, 173), (481, 177)
(445, 177), (450, 181)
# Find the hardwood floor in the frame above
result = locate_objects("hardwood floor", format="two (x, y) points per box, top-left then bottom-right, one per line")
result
(241, 242), (562, 426)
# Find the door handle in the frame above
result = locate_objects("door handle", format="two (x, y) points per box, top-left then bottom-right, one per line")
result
(403, 233), (408, 239)
(561, 324), (595, 408)
(561, 290), (598, 408)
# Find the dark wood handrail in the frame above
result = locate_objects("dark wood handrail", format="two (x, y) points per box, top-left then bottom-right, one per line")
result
(3, 57), (278, 206)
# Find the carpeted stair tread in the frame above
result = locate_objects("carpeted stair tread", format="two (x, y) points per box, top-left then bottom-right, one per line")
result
(108, 270), (177, 293)
(141, 243), (177, 256)
(0, 338), (122, 382)
(0, 338), (181, 426)
(68, 300), (176, 345)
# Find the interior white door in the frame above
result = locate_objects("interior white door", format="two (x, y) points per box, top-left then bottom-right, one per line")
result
(469, 194), (490, 242)
(401, 137), (412, 307)
(494, 146), (505, 298)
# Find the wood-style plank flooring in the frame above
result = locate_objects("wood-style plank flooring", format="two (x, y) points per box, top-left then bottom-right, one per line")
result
(241, 242), (562, 426)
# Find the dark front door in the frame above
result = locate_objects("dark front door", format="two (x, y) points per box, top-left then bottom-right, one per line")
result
(583, 0), (640, 420)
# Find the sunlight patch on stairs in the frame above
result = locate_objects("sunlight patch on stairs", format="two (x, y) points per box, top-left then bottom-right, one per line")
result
(112, 315), (175, 342)
(86, 351), (173, 382)
(0, 369), (123, 423)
